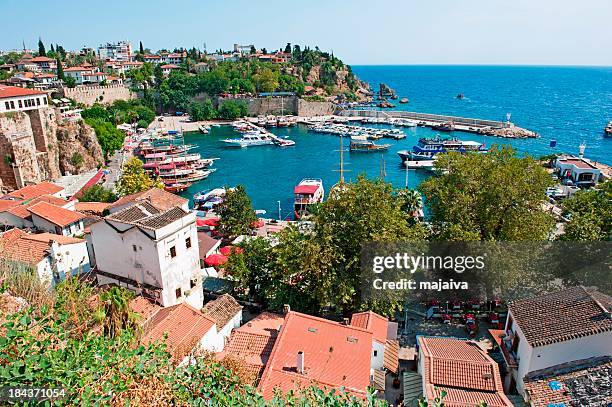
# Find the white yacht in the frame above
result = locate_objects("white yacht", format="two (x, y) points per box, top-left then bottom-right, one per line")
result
(222, 131), (274, 147)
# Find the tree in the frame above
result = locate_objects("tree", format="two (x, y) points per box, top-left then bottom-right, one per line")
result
(250, 45), (256, 54)
(79, 184), (118, 203)
(217, 185), (257, 238)
(38, 37), (46, 56)
(284, 43), (292, 54)
(116, 157), (163, 196)
(64, 76), (76, 88)
(100, 286), (138, 338)
(139, 41), (144, 54)
(56, 57), (64, 80)
(561, 180), (611, 241)
(218, 100), (248, 119)
(85, 118), (124, 159)
(262, 47), (267, 54)
(419, 146), (555, 241)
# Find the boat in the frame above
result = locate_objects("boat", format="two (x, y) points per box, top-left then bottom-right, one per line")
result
(164, 182), (191, 194)
(456, 93), (465, 100)
(293, 179), (324, 220)
(605, 121), (612, 137)
(222, 132), (275, 147)
(349, 136), (391, 152)
(399, 98), (409, 103)
(199, 124), (210, 134)
(397, 136), (487, 162)
(432, 121), (455, 132)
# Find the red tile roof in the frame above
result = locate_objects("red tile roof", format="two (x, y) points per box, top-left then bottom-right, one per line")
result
(24, 232), (83, 245)
(108, 188), (187, 212)
(30, 56), (54, 63)
(350, 311), (389, 343)
(64, 66), (90, 72)
(257, 311), (373, 400)
(418, 337), (512, 407)
(141, 302), (216, 362)
(202, 294), (242, 331)
(161, 64), (179, 69)
(3, 195), (69, 220)
(6, 182), (63, 200)
(0, 199), (20, 212)
(0, 85), (47, 99)
(218, 312), (284, 382)
(129, 296), (162, 325)
(27, 201), (85, 227)
(75, 201), (111, 215)
(0, 228), (50, 264)
(508, 286), (612, 347)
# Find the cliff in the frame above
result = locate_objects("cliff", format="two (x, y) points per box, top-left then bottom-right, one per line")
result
(56, 121), (104, 174)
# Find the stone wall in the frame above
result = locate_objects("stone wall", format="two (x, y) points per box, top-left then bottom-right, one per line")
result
(60, 84), (135, 106)
(296, 99), (336, 116)
(56, 121), (104, 174)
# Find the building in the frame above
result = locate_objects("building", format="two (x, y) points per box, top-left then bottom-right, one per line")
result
(130, 296), (220, 365)
(82, 72), (108, 84)
(63, 66), (95, 85)
(160, 51), (186, 65)
(161, 64), (179, 76)
(91, 190), (203, 309)
(257, 310), (380, 400)
(29, 56), (57, 73)
(554, 155), (602, 187)
(97, 41), (133, 62)
(496, 286), (612, 397)
(351, 311), (400, 375)
(0, 85), (49, 113)
(201, 294), (243, 345)
(197, 231), (221, 268)
(143, 55), (162, 64)
(27, 201), (85, 236)
(217, 312), (285, 383)
(234, 44), (255, 55)
(0, 228), (90, 286)
(0, 193), (73, 230)
(107, 188), (189, 214)
(417, 336), (513, 407)
(193, 62), (209, 73)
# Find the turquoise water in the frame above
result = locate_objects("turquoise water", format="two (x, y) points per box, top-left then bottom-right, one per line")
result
(182, 66), (612, 218)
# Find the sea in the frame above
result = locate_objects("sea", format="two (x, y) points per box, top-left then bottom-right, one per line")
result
(182, 65), (612, 219)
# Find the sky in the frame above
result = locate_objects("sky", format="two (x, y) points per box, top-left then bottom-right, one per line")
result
(1, 0), (611, 66)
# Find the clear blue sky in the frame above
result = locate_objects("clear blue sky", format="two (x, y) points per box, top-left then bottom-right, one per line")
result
(1, 0), (611, 66)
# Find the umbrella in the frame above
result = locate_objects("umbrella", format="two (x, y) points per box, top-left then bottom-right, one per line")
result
(197, 217), (219, 227)
(204, 253), (228, 266)
(220, 246), (244, 256)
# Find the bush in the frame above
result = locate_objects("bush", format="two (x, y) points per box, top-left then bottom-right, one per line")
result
(85, 119), (124, 159)
(79, 184), (117, 203)
(218, 100), (248, 120)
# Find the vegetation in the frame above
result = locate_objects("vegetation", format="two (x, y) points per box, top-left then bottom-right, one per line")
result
(0, 278), (384, 406)
(217, 185), (257, 238)
(70, 152), (84, 169)
(84, 119), (124, 159)
(218, 100), (248, 119)
(561, 180), (611, 241)
(115, 157), (163, 196)
(79, 184), (118, 203)
(419, 146), (555, 241)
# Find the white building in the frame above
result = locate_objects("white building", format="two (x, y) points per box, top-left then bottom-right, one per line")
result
(98, 41), (133, 62)
(63, 66), (95, 85)
(0, 85), (49, 113)
(161, 64), (179, 76)
(554, 155), (602, 187)
(26, 201), (85, 236)
(0, 228), (90, 286)
(351, 311), (399, 374)
(499, 286), (612, 397)
(91, 193), (203, 309)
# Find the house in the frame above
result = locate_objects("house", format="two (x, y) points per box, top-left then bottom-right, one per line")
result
(160, 51), (186, 65)
(417, 336), (513, 407)
(193, 62), (209, 73)
(522, 356), (611, 407)
(0, 85), (49, 113)
(97, 41), (133, 62)
(33, 73), (57, 88)
(107, 187), (189, 214)
(496, 286), (612, 397)
(82, 71), (108, 84)
(554, 155), (602, 187)
(217, 312), (285, 383)
(91, 191), (203, 309)
(143, 54), (162, 64)
(130, 296), (219, 365)
(161, 64), (180, 76)
(63, 66), (95, 85)
(29, 56), (57, 73)
(27, 201), (85, 236)
(5, 182), (65, 200)
(351, 311), (400, 375)
(201, 294), (243, 345)
(0, 228), (90, 286)
(197, 231), (221, 267)
(257, 310), (377, 400)
(0, 195), (74, 230)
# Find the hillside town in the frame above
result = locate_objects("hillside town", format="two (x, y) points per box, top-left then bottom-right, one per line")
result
(0, 37), (610, 407)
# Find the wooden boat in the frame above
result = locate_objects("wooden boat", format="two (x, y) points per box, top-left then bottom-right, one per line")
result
(431, 121), (455, 132)
(164, 182), (192, 194)
(349, 136), (391, 152)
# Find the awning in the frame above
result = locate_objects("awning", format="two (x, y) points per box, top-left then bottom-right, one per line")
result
(384, 339), (400, 374)
(204, 253), (228, 266)
(403, 371), (423, 406)
(371, 369), (386, 391)
(197, 217), (219, 227)
(220, 246), (244, 256)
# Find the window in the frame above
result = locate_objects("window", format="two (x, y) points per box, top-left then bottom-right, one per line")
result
(4, 102), (9, 110)
(169, 246), (177, 258)
(190, 279), (196, 289)
(10, 101), (15, 109)
(18, 100), (22, 108)
(36, 98), (40, 106)
(43, 98), (47, 105)
(373, 350), (378, 357)
(132, 245), (137, 252)
(185, 237), (191, 249)
(175, 287), (182, 299)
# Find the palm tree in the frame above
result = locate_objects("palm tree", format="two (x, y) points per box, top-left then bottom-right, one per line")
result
(100, 287), (137, 338)
(397, 189), (422, 217)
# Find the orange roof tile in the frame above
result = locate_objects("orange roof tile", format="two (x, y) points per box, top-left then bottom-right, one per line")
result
(141, 302), (216, 362)
(27, 201), (85, 227)
(350, 310), (389, 343)
(0, 199), (21, 212)
(418, 337), (512, 407)
(0, 229), (50, 264)
(4, 195), (69, 220)
(75, 201), (111, 215)
(6, 182), (63, 200)
(202, 294), (242, 331)
(24, 232), (84, 246)
(257, 311), (373, 400)
(129, 296), (162, 325)
(108, 188), (187, 212)
(0, 85), (47, 99)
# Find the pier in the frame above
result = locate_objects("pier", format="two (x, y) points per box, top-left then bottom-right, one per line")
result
(338, 109), (538, 138)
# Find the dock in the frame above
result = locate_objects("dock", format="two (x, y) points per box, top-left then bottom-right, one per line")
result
(338, 109), (538, 138)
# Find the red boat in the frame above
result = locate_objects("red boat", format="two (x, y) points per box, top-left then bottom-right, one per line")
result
(293, 178), (324, 220)
(164, 182), (191, 194)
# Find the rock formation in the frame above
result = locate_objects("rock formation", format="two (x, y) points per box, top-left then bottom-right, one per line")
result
(56, 120), (104, 174)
